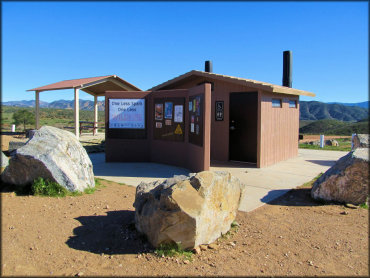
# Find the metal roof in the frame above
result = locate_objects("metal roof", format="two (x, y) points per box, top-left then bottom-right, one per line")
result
(149, 70), (315, 97)
(27, 75), (142, 95)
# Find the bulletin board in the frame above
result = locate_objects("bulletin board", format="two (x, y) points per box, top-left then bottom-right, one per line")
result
(153, 97), (185, 142)
(107, 98), (147, 139)
(188, 94), (203, 146)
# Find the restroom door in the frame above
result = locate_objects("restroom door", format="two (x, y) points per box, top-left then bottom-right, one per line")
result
(229, 92), (258, 163)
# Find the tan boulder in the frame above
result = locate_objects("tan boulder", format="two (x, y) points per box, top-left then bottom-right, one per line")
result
(311, 148), (369, 205)
(133, 171), (242, 249)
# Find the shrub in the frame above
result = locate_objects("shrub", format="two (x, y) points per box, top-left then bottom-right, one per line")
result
(32, 177), (68, 197)
(154, 242), (193, 260)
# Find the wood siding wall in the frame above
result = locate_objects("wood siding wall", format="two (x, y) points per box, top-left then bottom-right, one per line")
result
(259, 91), (299, 167)
(165, 78), (257, 162)
(105, 84), (211, 172)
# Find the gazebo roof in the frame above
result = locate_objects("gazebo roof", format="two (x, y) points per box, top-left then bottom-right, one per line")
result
(27, 75), (141, 96)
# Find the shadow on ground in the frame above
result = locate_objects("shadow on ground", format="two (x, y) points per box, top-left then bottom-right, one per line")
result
(66, 210), (153, 255)
(261, 188), (325, 207)
(306, 160), (336, 167)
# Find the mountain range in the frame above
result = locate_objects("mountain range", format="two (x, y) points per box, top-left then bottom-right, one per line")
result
(2, 99), (369, 122)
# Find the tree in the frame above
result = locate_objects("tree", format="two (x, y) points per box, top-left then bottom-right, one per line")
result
(13, 109), (35, 131)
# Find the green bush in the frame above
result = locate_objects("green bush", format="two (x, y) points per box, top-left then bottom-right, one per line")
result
(154, 242), (193, 260)
(32, 177), (69, 197)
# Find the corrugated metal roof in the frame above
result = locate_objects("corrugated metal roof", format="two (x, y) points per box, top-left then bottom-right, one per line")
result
(27, 75), (141, 92)
(149, 70), (315, 97)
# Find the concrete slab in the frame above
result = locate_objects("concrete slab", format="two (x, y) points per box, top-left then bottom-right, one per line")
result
(211, 149), (347, 212)
(89, 152), (191, 186)
(89, 149), (348, 212)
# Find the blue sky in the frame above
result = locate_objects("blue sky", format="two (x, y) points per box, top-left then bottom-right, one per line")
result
(2, 1), (368, 103)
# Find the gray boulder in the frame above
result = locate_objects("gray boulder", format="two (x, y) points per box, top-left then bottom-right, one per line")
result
(353, 134), (369, 149)
(133, 171), (243, 250)
(2, 126), (95, 192)
(309, 140), (320, 146)
(1, 152), (9, 171)
(311, 148), (369, 205)
(8, 141), (27, 152)
(325, 139), (339, 146)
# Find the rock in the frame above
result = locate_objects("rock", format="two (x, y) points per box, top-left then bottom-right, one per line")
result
(311, 148), (369, 205)
(325, 139), (339, 146)
(133, 171), (242, 250)
(1, 126), (95, 192)
(309, 140), (320, 146)
(8, 141), (27, 152)
(1, 151), (9, 170)
(199, 245), (208, 251)
(192, 246), (201, 254)
(208, 243), (218, 250)
(26, 129), (37, 139)
(344, 203), (359, 209)
(353, 134), (369, 149)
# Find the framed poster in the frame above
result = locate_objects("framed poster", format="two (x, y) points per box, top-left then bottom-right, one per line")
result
(164, 102), (173, 119)
(109, 99), (145, 129)
(174, 105), (183, 123)
(155, 103), (163, 120)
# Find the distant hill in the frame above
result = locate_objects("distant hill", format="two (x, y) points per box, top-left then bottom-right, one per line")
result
(2, 99), (105, 111)
(2, 100), (49, 108)
(2, 99), (368, 121)
(299, 119), (369, 135)
(299, 101), (368, 122)
(327, 101), (369, 109)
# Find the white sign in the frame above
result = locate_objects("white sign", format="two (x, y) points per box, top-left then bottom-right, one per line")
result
(109, 99), (145, 129)
(174, 105), (183, 123)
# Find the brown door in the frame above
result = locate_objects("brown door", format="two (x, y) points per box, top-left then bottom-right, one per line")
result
(229, 92), (258, 163)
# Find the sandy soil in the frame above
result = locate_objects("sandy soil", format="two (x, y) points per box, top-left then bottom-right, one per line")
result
(1, 179), (368, 277)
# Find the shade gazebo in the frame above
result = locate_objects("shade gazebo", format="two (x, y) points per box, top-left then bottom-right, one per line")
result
(27, 75), (141, 139)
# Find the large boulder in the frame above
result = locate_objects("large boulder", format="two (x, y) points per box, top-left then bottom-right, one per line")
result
(311, 148), (369, 205)
(353, 134), (369, 149)
(1, 126), (95, 192)
(133, 171), (242, 250)
(1, 152), (9, 173)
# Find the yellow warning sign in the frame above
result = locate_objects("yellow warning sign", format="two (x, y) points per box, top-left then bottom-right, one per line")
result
(174, 124), (183, 135)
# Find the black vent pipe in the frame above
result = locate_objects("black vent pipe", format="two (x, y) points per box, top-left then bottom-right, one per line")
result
(282, 51), (292, 87)
(205, 60), (213, 73)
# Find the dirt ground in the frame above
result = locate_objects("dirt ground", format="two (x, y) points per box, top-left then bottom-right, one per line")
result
(1, 179), (368, 277)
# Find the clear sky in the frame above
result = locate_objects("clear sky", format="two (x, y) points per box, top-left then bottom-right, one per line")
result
(1, 1), (368, 103)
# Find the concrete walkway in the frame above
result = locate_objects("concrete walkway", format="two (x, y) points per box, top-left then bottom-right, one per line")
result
(89, 149), (347, 212)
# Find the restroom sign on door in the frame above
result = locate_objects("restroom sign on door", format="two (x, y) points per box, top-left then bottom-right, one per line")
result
(215, 101), (224, 121)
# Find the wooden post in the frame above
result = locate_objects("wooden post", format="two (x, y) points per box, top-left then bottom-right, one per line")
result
(94, 95), (98, 135)
(74, 88), (79, 139)
(35, 91), (40, 129)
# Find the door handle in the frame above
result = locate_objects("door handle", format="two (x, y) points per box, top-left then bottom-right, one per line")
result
(230, 126), (235, 131)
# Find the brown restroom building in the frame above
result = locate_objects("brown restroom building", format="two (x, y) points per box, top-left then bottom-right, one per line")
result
(148, 69), (315, 168)
(105, 55), (315, 170)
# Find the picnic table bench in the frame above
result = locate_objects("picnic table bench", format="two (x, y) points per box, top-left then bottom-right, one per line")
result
(64, 121), (105, 135)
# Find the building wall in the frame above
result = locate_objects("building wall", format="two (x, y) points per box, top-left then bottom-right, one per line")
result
(163, 78), (257, 162)
(105, 84), (211, 172)
(259, 91), (299, 167)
